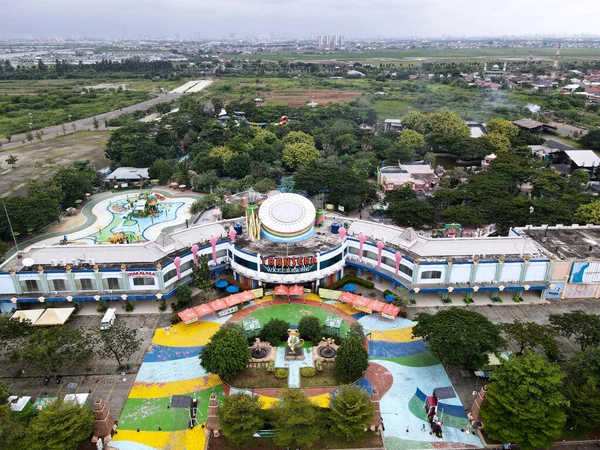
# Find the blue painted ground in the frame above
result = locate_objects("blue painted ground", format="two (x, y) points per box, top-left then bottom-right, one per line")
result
(143, 345), (203, 363)
(135, 356), (207, 383)
(368, 339), (427, 358)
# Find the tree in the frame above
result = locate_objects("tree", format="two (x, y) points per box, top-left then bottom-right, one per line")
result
(568, 377), (600, 429)
(53, 161), (96, 208)
(480, 352), (567, 450)
(335, 337), (369, 378)
(565, 347), (600, 387)
(175, 284), (192, 309)
(422, 152), (436, 167)
(576, 200), (600, 224)
(389, 199), (435, 228)
(34, 131), (43, 141)
(5, 135), (11, 143)
(570, 169), (590, 191)
(282, 142), (320, 169)
(486, 118), (519, 139)
(412, 308), (504, 368)
(580, 128), (600, 150)
(26, 131), (33, 142)
(149, 159), (174, 184)
(283, 130), (315, 147)
(347, 322), (366, 345)
(261, 318), (289, 344)
(441, 205), (484, 226)
(484, 132), (512, 154)
(426, 111), (470, 138)
(96, 321), (142, 367)
(5, 155), (17, 169)
(549, 310), (600, 350)
(502, 320), (559, 359)
(200, 323), (250, 380)
(272, 389), (322, 448)
(61, 124), (67, 134)
(13, 327), (94, 374)
(329, 385), (374, 441)
(401, 111), (428, 134)
(396, 129), (424, 154)
(219, 393), (264, 446)
(192, 255), (211, 289)
(298, 316), (322, 344)
(24, 398), (95, 450)
(92, 117), (99, 129)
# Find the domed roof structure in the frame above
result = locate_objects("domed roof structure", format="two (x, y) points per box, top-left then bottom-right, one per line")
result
(258, 193), (316, 242)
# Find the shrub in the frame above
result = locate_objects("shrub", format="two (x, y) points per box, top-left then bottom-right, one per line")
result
(200, 323), (250, 380)
(73, 302), (82, 314)
(261, 318), (289, 344)
(274, 368), (288, 379)
(328, 275), (374, 290)
(335, 337), (369, 378)
(175, 284), (192, 309)
(298, 316), (322, 344)
(347, 322), (366, 345)
(170, 313), (181, 325)
(122, 300), (134, 312)
(315, 360), (323, 372)
(300, 367), (316, 377)
(266, 361), (275, 372)
(158, 299), (167, 311)
(97, 300), (108, 313)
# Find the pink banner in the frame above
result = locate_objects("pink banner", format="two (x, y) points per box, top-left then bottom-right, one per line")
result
(338, 227), (346, 241)
(191, 244), (199, 265)
(174, 256), (182, 280)
(377, 241), (384, 267)
(395, 252), (403, 275)
(229, 228), (237, 243)
(358, 233), (366, 259)
(209, 235), (217, 265)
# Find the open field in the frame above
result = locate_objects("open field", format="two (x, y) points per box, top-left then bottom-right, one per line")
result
(267, 88), (361, 107)
(0, 131), (111, 195)
(226, 47), (600, 62)
(0, 78), (190, 95)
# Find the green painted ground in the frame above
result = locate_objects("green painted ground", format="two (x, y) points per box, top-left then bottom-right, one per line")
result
(118, 386), (224, 431)
(385, 437), (435, 450)
(407, 395), (470, 430)
(249, 304), (350, 335)
(375, 351), (440, 367)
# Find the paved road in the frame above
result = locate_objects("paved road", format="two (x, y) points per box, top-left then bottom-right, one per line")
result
(0, 92), (181, 150)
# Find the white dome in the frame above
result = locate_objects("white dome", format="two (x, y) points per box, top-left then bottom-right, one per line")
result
(259, 193), (316, 242)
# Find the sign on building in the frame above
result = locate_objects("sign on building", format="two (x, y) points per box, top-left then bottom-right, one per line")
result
(260, 256), (317, 274)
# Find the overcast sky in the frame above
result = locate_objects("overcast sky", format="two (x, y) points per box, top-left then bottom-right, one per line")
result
(1, 0), (599, 39)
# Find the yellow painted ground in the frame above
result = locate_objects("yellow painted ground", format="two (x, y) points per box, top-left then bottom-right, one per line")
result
(113, 427), (206, 450)
(334, 302), (358, 316)
(255, 293), (323, 305)
(256, 392), (331, 408)
(370, 326), (418, 342)
(152, 321), (221, 347)
(129, 375), (222, 398)
(304, 293), (323, 302)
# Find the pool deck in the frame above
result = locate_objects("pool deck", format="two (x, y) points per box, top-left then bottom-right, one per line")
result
(110, 297), (483, 450)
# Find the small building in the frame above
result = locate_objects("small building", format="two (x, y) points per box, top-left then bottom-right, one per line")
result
(383, 119), (403, 133)
(561, 149), (600, 172)
(104, 167), (149, 186)
(512, 118), (545, 134)
(466, 121), (487, 138)
(378, 163), (439, 194)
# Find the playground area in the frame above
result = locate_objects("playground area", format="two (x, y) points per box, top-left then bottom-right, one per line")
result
(49, 191), (196, 246)
(110, 293), (483, 450)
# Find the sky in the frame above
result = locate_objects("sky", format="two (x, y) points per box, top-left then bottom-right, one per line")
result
(1, 0), (599, 39)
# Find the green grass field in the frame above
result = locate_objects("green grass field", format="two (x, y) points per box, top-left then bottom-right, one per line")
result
(226, 47), (600, 62)
(248, 304), (351, 336)
(0, 78), (189, 95)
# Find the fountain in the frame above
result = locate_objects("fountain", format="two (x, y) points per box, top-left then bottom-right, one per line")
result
(250, 337), (268, 359)
(319, 337), (337, 358)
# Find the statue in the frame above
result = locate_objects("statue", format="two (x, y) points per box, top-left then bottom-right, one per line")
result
(287, 329), (305, 355)
(251, 337), (267, 359)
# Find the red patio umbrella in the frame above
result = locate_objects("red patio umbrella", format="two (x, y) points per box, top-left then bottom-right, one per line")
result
(209, 297), (229, 312)
(367, 299), (386, 313)
(289, 285), (304, 297)
(338, 291), (356, 303)
(178, 308), (199, 323)
(193, 303), (214, 318)
(382, 303), (401, 318)
(274, 285), (289, 296)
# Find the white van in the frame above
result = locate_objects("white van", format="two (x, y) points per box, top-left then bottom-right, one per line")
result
(100, 308), (117, 331)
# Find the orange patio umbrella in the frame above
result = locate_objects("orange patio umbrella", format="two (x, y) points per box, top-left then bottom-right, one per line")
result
(209, 297), (229, 312)
(193, 303), (214, 318)
(178, 308), (199, 324)
(274, 285), (289, 296)
(338, 291), (356, 303)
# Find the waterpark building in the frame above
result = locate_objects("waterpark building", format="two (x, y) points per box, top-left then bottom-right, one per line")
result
(1, 192), (599, 309)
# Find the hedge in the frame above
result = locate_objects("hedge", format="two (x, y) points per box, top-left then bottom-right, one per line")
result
(300, 367), (316, 377)
(274, 368), (288, 379)
(328, 274), (374, 290)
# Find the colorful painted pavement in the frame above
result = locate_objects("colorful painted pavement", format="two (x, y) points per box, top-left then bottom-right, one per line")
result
(112, 298), (483, 450)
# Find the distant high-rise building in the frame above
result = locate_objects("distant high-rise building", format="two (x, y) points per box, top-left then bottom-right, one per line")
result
(340, 35), (345, 46)
(333, 35), (338, 46)
(318, 34), (324, 46)
(325, 35), (331, 46)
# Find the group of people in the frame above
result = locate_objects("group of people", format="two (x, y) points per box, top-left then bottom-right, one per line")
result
(427, 409), (444, 438)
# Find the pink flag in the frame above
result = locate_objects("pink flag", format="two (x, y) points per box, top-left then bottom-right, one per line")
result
(395, 252), (403, 275)
(338, 227), (346, 241)
(229, 228), (237, 243)
(209, 235), (217, 265)
(174, 256), (182, 280)
(377, 241), (384, 267)
(191, 244), (199, 265)
(358, 232), (366, 259)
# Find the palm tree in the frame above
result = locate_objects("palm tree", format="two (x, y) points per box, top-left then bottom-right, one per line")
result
(6, 155), (18, 169)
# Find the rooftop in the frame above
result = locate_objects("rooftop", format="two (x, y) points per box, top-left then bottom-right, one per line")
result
(105, 167), (149, 181)
(563, 149), (600, 168)
(518, 225), (600, 259)
(512, 118), (545, 130)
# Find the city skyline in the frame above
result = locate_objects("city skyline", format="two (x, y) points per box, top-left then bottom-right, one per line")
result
(1, 0), (599, 40)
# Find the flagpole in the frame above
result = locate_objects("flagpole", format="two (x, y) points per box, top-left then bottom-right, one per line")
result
(1, 197), (19, 254)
